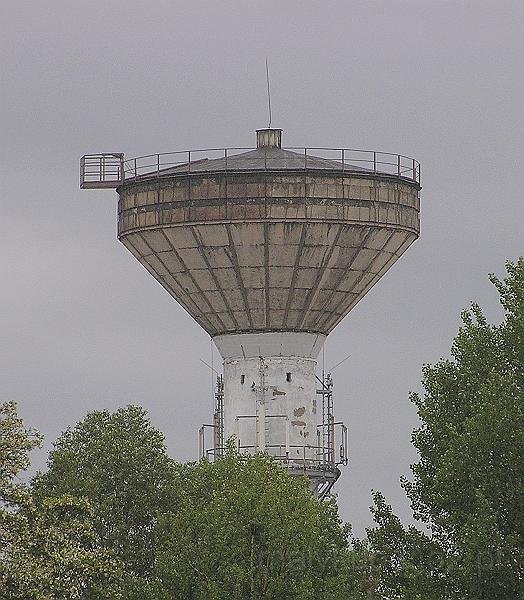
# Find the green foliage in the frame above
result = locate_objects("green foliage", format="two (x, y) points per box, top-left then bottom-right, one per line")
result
(146, 450), (351, 600)
(0, 402), (117, 600)
(353, 492), (446, 599)
(30, 407), (363, 599)
(355, 258), (524, 599)
(0, 401), (41, 485)
(32, 405), (176, 580)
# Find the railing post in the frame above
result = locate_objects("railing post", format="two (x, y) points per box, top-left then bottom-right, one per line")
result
(224, 149), (228, 202)
(188, 151), (191, 201)
(397, 155), (401, 177)
(199, 426), (204, 460)
(373, 151), (377, 173)
(303, 444), (306, 470)
(343, 425), (348, 464)
(412, 158), (416, 182)
(342, 149), (345, 172)
(157, 154), (160, 178)
(234, 417), (240, 451)
(119, 155), (124, 184)
(134, 158), (137, 179)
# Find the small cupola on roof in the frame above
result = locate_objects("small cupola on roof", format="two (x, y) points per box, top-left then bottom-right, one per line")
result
(256, 128), (282, 148)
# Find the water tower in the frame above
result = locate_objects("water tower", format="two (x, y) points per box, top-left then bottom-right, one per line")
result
(80, 128), (420, 497)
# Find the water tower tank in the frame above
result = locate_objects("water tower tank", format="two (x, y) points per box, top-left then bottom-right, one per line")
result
(80, 128), (420, 495)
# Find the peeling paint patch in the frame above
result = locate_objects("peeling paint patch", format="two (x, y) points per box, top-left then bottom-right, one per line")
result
(272, 388), (286, 396)
(312, 398), (317, 414)
(291, 420), (306, 427)
(294, 407), (305, 417)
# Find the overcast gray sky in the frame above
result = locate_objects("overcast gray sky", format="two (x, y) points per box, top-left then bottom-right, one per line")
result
(1, 0), (523, 535)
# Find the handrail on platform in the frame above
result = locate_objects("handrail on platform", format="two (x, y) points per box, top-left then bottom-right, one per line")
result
(80, 146), (421, 189)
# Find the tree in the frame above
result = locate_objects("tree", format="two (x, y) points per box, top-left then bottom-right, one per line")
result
(355, 258), (524, 599)
(32, 405), (177, 583)
(32, 407), (362, 599)
(144, 449), (352, 600)
(0, 402), (117, 600)
(351, 492), (446, 600)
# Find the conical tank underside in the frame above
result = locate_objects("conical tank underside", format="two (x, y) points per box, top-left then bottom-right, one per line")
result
(117, 144), (420, 337)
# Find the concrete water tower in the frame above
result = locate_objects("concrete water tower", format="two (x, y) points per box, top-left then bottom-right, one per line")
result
(80, 128), (420, 497)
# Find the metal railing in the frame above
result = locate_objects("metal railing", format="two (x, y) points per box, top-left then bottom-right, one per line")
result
(202, 442), (345, 473)
(123, 147), (420, 182)
(80, 153), (124, 189)
(80, 146), (420, 189)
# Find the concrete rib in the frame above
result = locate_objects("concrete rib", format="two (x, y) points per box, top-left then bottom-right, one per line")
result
(323, 245), (406, 332)
(311, 227), (384, 330)
(188, 226), (240, 331)
(308, 226), (374, 330)
(158, 229), (228, 332)
(127, 233), (219, 334)
(283, 222), (307, 326)
(316, 229), (401, 331)
(224, 223), (254, 329)
(295, 223), (344, 329)
(264, 222), (270, 329)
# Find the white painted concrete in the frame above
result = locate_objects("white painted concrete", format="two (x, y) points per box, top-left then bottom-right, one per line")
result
(214, 331), (326, 360)
(218, 332), (324, 465)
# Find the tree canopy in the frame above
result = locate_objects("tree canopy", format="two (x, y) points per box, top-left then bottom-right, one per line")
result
(0, 402), (118, 600)
(31, 408), (355, 600)
(357, 258), (524, 599)
(32, 405), (177, 582)
(148, 450), (351, 600)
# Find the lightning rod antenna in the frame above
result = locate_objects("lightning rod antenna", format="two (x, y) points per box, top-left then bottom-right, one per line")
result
(265, 57), (272, 128)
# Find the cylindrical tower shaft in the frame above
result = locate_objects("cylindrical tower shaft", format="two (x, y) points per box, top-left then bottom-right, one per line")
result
(215, 332), (324, 463)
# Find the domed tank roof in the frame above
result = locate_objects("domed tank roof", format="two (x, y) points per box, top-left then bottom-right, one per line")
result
(155, 147), (373, 175)
(147, 129), (373, 177)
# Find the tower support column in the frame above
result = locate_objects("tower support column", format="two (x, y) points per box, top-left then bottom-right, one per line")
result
(214, 332), (326, 467)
